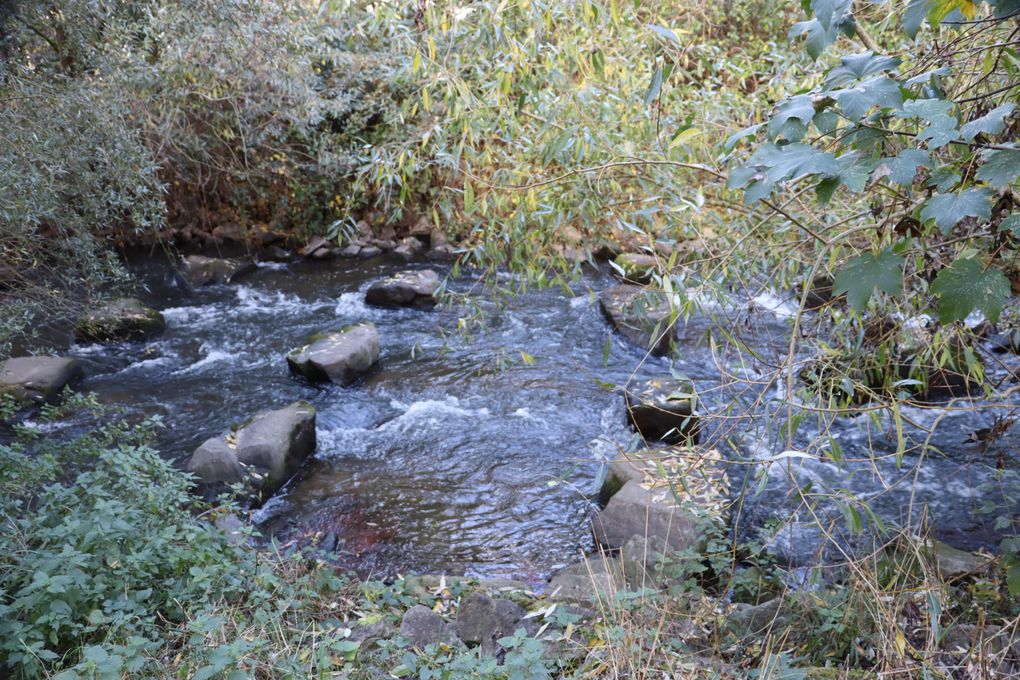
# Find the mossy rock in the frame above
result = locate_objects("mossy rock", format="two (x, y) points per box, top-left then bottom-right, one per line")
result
(75, 297), (165, 342)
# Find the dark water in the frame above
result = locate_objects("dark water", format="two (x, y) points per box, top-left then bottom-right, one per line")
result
(64, 254), (1020, 581)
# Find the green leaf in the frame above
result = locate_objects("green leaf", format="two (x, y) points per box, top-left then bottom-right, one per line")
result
(643, 65), (663, 106)
(769, 95), (816, 141)
(896, 98), (955, 122)
(1000, 214), (1020, 236)
(903, 0), (931, 38)
(919, 188), (993, 234)
(976, 148), (1020, 188)
(830, 76), (903, 120)
(647, 24), (683, 46)
(960, 104), (1015, 141)
(811, 0), (852, 30)
(1007, 563), (1020, 596)
(724, 123), (764, 152)
(836, 153), (880, 192)
(918, 115), (961, 148)
(729, 143), (840, 203)
(833, 249), (905, 311)
(824, 51), (901, 88)
(929, 257), (1011, 323)
(789, 19), (834, 60)
(880, 149), (931, 185)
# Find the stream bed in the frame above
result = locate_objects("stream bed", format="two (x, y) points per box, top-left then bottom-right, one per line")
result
(66, 254), (1020, 582)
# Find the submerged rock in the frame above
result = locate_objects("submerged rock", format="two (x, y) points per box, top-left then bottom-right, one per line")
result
(599, 284), (674, 356)
(187, 401), (317, 502)
(0, 356), (82, 403)
(180, 254), (255, 287)
(624, 377), (700, 444)
(365, 270), (440, 308)
(593, 448), (727, 553)
(287, 322), (380, 385)
(76, 297), (165, 342)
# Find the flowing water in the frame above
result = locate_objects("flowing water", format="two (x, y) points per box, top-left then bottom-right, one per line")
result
(66, 253), (1020, 582)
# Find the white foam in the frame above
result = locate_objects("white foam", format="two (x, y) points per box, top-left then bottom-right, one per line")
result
(751, 291), (799, 319)
(334, 291), (375, 318)
(381, 396), (490, 432)
(173, 345), (244, 375)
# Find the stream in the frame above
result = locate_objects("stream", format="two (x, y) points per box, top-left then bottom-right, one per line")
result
(65, 253), (1020, 582)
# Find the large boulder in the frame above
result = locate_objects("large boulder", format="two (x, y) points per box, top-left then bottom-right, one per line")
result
(624, 378), (700, 444)
(76, 297), (165, 342)
(599, 284), (674, 356)
(547, 555), (627, 604)
(593, 448), (727, 553)
(287, 322), (380, 385)
(365, 270), (441, 308)
(180, 255), (255, 287)
(186, 401), (317, 502)
(400, 605), (459, 649)
(0, 356), (82, 403)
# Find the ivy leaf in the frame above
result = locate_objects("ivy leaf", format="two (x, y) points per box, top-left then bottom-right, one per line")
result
(769, 95), (816, 141)
(895, 98), (955, 122)
(918, 115), (961, 148)
(879, 149), (931, 186)
(729, 143), (840, 203)
(811, 0), (853, 30)
(927, 165), (962, 193)
(960, 103), (1015, 141)
(1000, 214), (1020, 237)
(836, 152), (880, 192)
(824, 51), (901, 88)
(789, 19), (834, 60)
(976, 148), (1020, 188)
(833, 249), (904, 311)
(724, 123), (764, 152)
(830, 76), (903, 120)
(903, 0), (930, 38)
(920, 188), (993, 234)
(929, 257), (1011, 323)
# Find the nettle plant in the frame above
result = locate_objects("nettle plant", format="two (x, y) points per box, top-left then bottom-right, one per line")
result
(729, 0), (1020, 329)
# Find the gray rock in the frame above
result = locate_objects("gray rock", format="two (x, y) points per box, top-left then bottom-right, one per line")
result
(614, 252), (659, 283)
(620, 534), (670, 589)
(493, 599), (526, 635)
(76, 297), (166, 342)
(593, 448), (727, 553)
(358, 246), (383, 258)
(262, 245), (294, 262)
(923, 540), (993, 581)
(287, 323), (380, 385)
(624, 377), (700, 444)
(348, 618), (397, 647)
(599, 284), (674, 356)
(0, 356), (82, 403)
(365, 270), (440, 308)
(180, 255), (255, 287)
(213, 513), (249, 545)
(547, 555), (627, 604)
(299, 236), (331, 258)
(371, 239), (397, 251)
(427, 244), (458, 262)
(456, 592), (502, 645)
(394, 237), (425, 260)
(339, 244), (362, 257)
(400, 605), (457, 648)
(186, 401), (317, 502)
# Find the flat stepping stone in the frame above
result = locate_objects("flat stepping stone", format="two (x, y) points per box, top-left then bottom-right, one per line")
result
(0, 356), (82, 403)
(287, 322), (379, 385)
(365, 269), (440, 308)
(624, 377), (700, 444)
(180, 255), (255, 287)
(599, 284), (674, 356)
(76, 297), (165, 342)
(187, 401), (316, 503)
